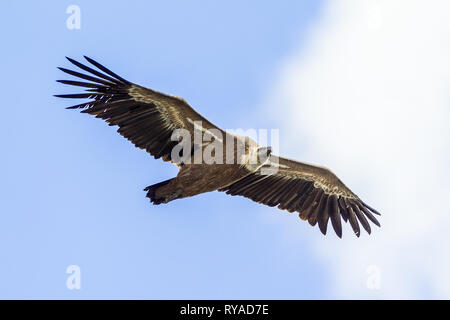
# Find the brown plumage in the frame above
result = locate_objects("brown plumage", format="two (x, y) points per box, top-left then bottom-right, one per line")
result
(56, 56), (380, 238)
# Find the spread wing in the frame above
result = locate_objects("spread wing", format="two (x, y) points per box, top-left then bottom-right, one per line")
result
(220, 156), (380, 237)
(55, 56), (223, 163)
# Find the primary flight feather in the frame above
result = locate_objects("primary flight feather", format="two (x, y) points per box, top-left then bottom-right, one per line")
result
(56, 56), (380, 238)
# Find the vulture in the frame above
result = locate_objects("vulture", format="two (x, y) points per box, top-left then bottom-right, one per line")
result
(56, 56), (380, 238)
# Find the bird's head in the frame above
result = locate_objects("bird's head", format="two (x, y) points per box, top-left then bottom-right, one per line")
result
(257, 146), (272, 164)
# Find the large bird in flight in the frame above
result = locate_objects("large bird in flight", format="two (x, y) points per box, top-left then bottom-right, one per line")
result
(56, 56), (380, 238)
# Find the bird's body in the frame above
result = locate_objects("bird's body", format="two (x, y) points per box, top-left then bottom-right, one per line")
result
(56, 56), (380, 238)
(151, 162), (248, 201)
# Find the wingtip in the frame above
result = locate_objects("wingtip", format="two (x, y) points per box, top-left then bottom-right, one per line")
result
(57, 67), (71, 74)
(352, 226), (361, 237)
(362, 200), (381, 216)
(84, 55), (95, 64)
(66, 56), (78, 64)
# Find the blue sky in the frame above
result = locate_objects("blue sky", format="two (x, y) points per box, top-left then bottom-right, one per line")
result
(1, 1), (329, 299)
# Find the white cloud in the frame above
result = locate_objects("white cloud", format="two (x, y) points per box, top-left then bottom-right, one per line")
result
(268, 0), (450, 298)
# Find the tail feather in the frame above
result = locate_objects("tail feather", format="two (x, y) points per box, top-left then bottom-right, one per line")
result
(144, 179), (173, 205)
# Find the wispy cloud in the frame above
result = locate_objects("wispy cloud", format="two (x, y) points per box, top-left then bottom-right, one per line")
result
(268, 0), (450, 298)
